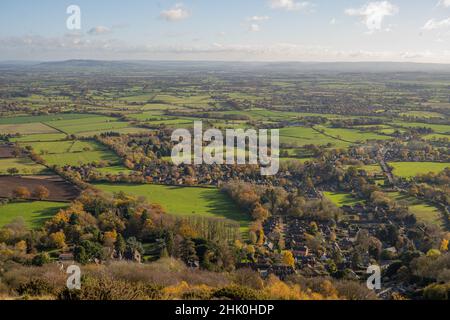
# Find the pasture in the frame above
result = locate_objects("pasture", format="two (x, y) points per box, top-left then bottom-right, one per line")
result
(0, 201), (68, 228)
(94, 183), (250, 231)
(389, 162), (449, 178)
(388, 192), (443, 227)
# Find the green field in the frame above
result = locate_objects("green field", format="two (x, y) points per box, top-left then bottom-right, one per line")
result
(94, 183), (250, 230)
(94, 166), (135, 175)
(323, 191), (364, 207)
(279, 126), (351, 148)
(390, 162), (449, 178)
(388, 192), (443, 227)
(0, 201), (68, 228)
(0, 158), (48, 175)
(20, 140), (121, 166)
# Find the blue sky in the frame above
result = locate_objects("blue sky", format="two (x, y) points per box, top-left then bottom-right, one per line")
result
(0, 0), (449, 62)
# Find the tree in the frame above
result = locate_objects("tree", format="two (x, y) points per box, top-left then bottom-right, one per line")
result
(251, 203), (269, 221)
(74, 245), (88, 264)
(180, 238), (198, 264)
(7, 167), (19, 175)
(281, 250), (295, 268)
(49, 231), (66, 249)
(33, 185), (50, 200)
(115, 234), (126, 257)
(12, 186), (31, 199)
(32, 252), (51, 266)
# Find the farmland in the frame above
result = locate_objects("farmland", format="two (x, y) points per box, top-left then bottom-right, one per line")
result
(0, 60), (449, 301)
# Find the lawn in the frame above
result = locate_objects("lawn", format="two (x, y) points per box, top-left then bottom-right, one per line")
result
(94, 183), (250, 231)
(0, 201), (68, 229)
(0, 158), (48, 175)
(390, 162), (449, 178)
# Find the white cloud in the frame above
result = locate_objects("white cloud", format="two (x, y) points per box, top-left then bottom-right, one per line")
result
(249, 24), (261, 32)
(248, 16), (270, 21)
(422, 18), (450, 30)
(438, 0), (450, 8)
(345, 1), (399, 33)
(269, 0), (313, 12)
(160, 3), (190, 22)
(87, 26), (111, 35)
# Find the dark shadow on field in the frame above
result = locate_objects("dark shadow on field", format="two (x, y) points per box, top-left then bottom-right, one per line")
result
(31, 204), (66, 228)
(198, 189), (250, 227)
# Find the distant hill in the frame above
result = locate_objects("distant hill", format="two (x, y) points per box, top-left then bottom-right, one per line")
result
(2, 59), (450, 74)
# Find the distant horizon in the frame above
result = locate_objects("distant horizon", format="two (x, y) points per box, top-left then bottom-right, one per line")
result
(2, 59), (450, 65)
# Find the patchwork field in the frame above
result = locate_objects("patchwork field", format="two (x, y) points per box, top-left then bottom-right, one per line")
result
(389, 162), (449, 178)
(0, 201), (68, 228)
(94, 183), (250, 230)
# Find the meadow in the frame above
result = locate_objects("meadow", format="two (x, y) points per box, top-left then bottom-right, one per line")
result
(388, 192), (443, 227)
(20, 140), (121, 167)
(389, 162), (449, 178)
(0, 158), (48, 175)
(0, 201), (68, 228)
(93, 183), (250, 230)
(323, 191), (364, 207)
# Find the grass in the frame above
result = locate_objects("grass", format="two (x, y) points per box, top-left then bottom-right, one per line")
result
(389, 162), (449, 178)
(20, 140), (121, 167)
(94, 183), (250, 231)
(94, 166), (135, 175)
(0, 201), (68, 229)
(11, 133), (68, 142)
(279, 126), (351, 148)
(315, 126), (391, 143)
(388, 192), (443, 227)
(323, 192), (364, 207)
(0, 123), (57, 135)
(0, 113), (98, 125)
(0, 158), (48, 175)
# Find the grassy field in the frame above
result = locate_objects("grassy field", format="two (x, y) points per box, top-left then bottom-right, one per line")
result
(388, 192), (443, 227)
(316, 126), (391, 143)
(0, 201), (68, 228)
(0, 123), (57, 135)
(279, 126), (351, 148)
(323, 191), (364, 207)
(0, 158), (48, 175)
(20, 140), (121, 166)
(11, 133), (68, 142)
(390, 162), (449, 178)
(94, 183), (250, 231)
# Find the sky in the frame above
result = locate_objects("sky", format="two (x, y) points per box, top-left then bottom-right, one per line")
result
(0, 0), (450, 62)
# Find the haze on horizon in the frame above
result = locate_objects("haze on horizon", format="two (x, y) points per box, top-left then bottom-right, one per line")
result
(1, 0), (450, 63)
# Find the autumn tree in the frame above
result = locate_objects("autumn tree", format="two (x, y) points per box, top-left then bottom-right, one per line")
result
(33, 185), (50, 200)
(12, 186), (31, 199)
